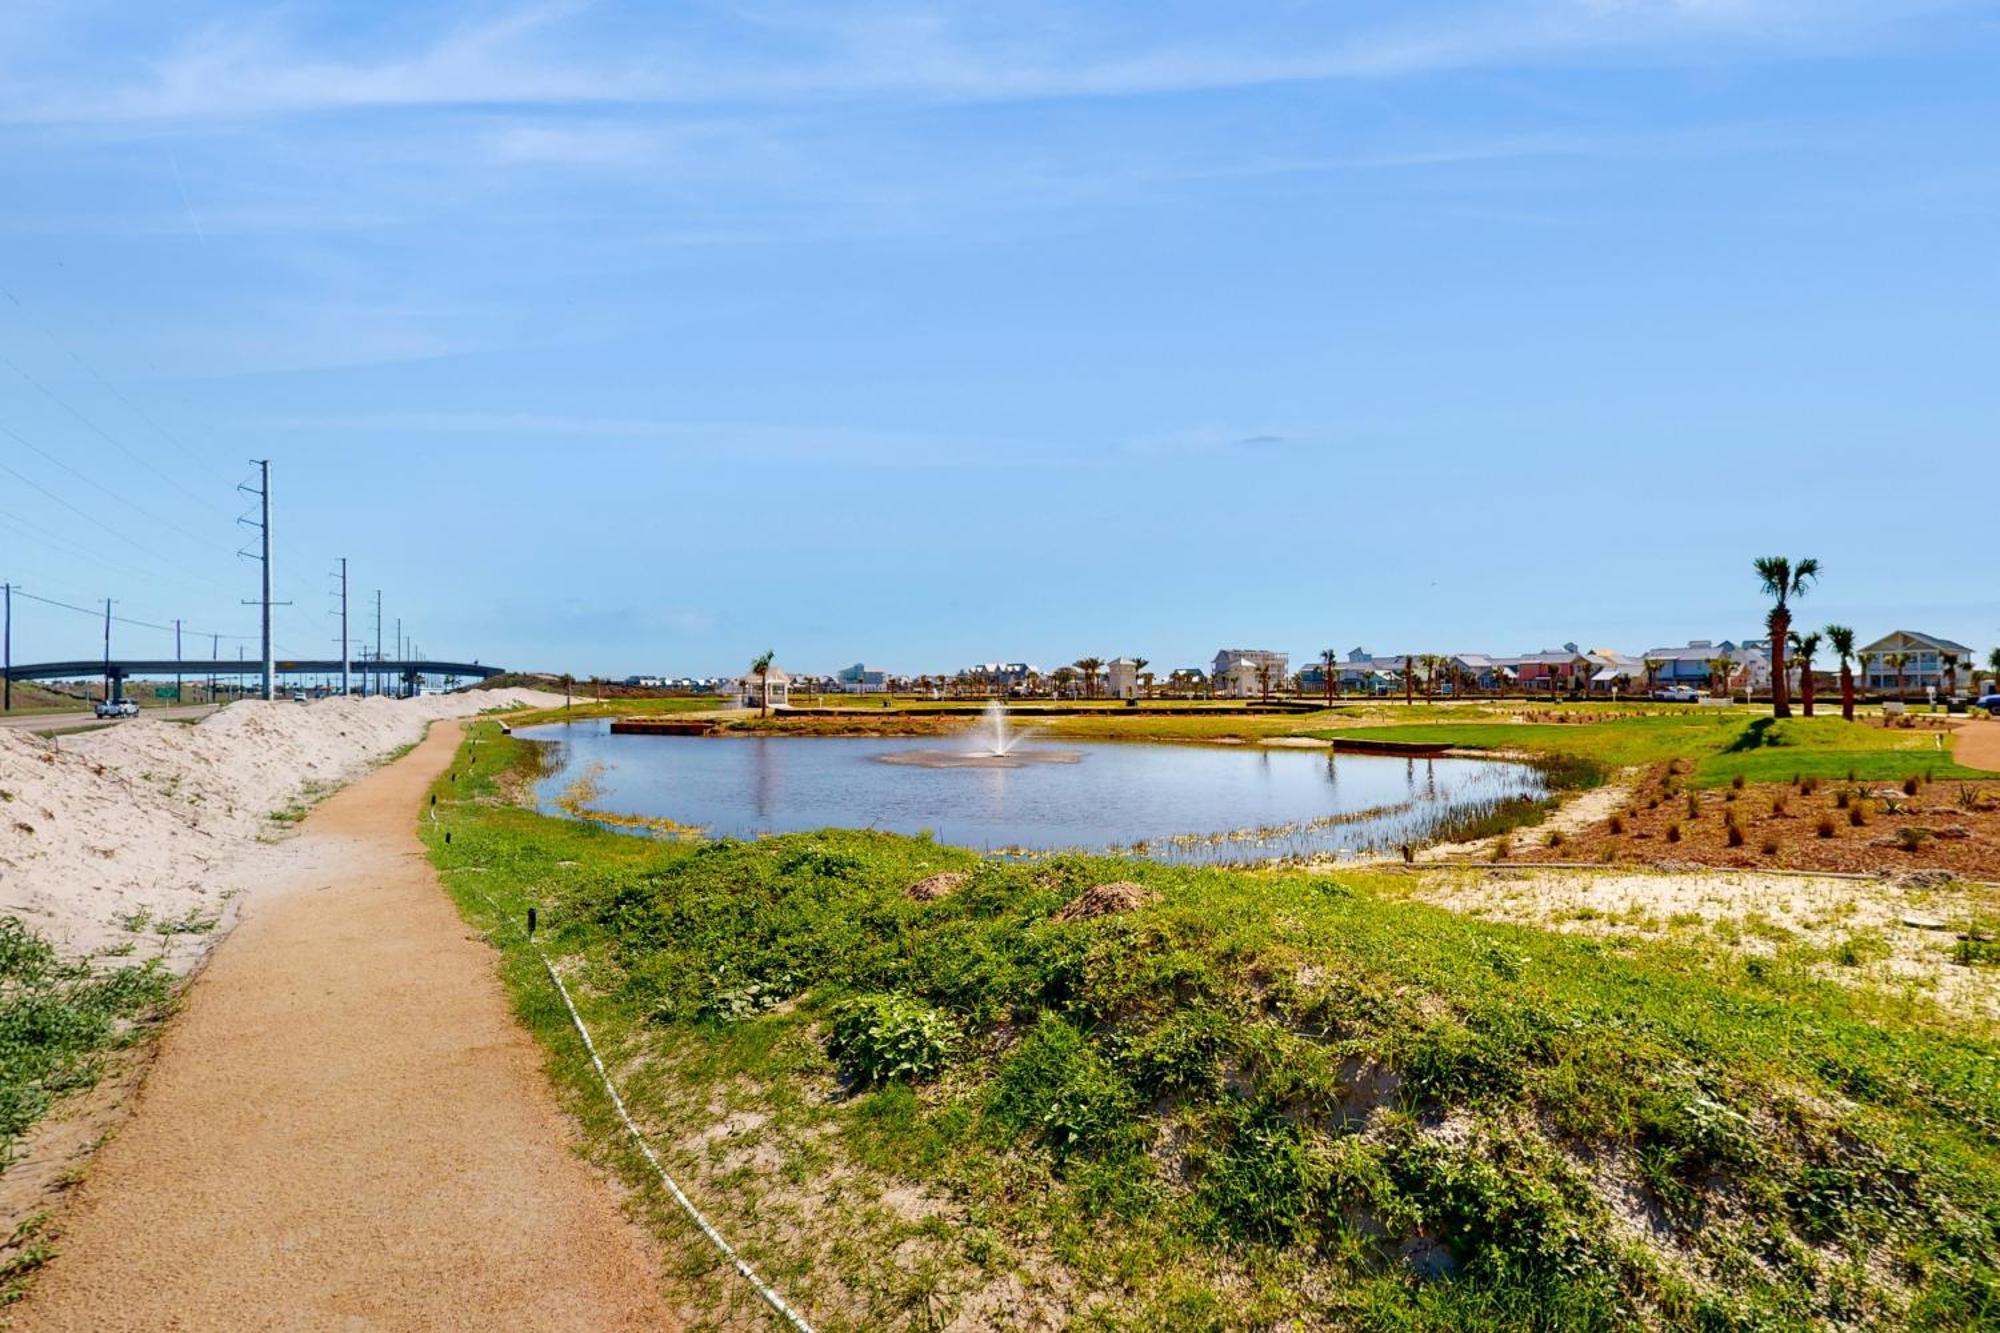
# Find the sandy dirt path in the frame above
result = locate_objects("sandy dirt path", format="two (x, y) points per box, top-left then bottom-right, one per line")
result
(1951, 717), (2000, 774)
(10, 722), (678, 1331)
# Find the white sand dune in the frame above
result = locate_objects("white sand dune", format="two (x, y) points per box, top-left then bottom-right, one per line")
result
(0, 690), (559, 963)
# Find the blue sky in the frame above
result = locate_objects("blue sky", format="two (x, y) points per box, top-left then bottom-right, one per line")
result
(2, 1), (1997, 678)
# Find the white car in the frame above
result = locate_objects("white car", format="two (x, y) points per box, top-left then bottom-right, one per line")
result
(1650, 686), (1700, 703)
(94, 698), (140, 718)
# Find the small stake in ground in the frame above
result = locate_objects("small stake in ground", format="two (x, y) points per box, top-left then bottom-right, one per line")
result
(527, 907), (538, 937)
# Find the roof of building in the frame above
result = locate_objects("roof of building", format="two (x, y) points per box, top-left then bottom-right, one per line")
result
(1858, 630), (1977, 657)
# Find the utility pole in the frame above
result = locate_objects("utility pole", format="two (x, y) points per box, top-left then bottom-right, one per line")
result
(102, 597), (113, 702)
(175, 618), (183, 704)
(373, 590), (383, 698)
(209, 633), (218, 703)
(334, 558), (351, 697)
(237, 460), (284, 701)
(396, 617), (403, 697)
(2, 582), (11, 712)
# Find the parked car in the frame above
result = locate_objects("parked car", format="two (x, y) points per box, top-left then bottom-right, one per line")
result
(1974, 694), (2000, 714)
(93, 698), (140, 718)
(1650, 686), (1700, 703)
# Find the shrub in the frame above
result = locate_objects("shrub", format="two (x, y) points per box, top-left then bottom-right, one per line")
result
(1492, 837), (1511, 862)
(1850, 802), (1869, 827)
(1816, 815), (1836, 839)
(1836, 789), (1852, 810)
(1732, 774), (1746, 791)
(989, 1014), (1135, 1158)
(1801, 777), (1819, 796)
(1770, 796), (1787, 817)
(827, 992), (959, 1086)
(1903, 776), (1921, 797)
(1685, 792), (1701, 819)
(1546, 830), (1566, 850)
(1607, 813), (1625, 836)
(1665, 822), (1682, 844)
(1726, 823), (1745, 848)
(1761, 838), (1780, 856)
(1896, 827), (1932, 852)
(1725, 789), (1739, 803)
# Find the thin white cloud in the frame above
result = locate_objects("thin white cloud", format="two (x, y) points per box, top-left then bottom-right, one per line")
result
(2, 0), (1978, 126)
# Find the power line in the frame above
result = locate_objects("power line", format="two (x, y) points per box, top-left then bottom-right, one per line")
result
(1, 353), (214, 513)
(4, 586), (256, 641)
(0, 418), (216, 551)
(0, 282), (214, 475)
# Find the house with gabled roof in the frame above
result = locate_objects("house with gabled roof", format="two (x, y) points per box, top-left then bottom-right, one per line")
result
(1857, 630), (1977, 697)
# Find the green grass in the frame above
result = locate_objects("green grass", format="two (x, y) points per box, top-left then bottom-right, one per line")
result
(505, 694), (726, 727)
(426, 722), (2000, 1331)
(0, 918), (171, 1170)
(1314, 713), (1990, 787)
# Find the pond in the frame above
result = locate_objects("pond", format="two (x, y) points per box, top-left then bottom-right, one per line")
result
(517, 721), (1549, 865)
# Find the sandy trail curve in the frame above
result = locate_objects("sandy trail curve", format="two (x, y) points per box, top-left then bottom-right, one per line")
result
(10, 722), (678, 1331)
(1951, 718), (2000, 775)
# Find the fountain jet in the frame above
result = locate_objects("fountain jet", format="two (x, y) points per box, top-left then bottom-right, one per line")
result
(979, 700), (1023, 757)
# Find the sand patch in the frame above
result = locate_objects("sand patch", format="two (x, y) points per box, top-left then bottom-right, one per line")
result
(0, 689), (561, 965)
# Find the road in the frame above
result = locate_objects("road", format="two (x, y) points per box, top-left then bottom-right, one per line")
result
(10, 721), (678, 1331)
(0, 703), (218, 734)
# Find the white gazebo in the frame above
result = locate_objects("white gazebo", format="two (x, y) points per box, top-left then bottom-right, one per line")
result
(734, 667), (791, 710)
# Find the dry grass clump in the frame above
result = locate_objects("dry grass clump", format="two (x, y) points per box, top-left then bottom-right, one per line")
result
(906, 871), (972, 902)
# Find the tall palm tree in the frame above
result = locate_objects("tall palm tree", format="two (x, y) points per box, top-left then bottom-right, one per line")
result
(1131, 657), (1150, 700)
(749, 650), (776, 718)
(1319, 649), (1339, 707)
(1073, 657), (1103, 699)
(1824, 625), (1858, 722)
(1403, 654), (1415, 706)
(1255, 658), (1277, 702)
(1940, 651), (1961, 702)
(1884, 651), (1911, 702)
(1754, 556), (1820, 717)
(1642, 658), (1664, 695)
(1789, 630), (1822, 718)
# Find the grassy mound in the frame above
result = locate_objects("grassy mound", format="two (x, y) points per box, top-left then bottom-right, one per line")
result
(431, 724), (1999, 1330)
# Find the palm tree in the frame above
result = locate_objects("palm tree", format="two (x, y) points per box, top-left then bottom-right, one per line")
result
(1705, 656), (1736, 698)
(1131, 657), (1150, 700)
(749, 650), (776, 717)
(1789, 630), (1821, 718)
(1319, 649), (1339, 707)
(1642, 658), (1664, 695)
(1884, 651), (1911, 702)
(1754, 556), (1820, 718)
(1824, 625), (1858, 722)
(1254, 658), (1277, 702)
(1940, 651), (1961, 703)
(1073, 657), (1103, 699)
(1403, 654), (1415, 706)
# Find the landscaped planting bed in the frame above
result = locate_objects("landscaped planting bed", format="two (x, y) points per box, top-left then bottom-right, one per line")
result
(1556, 763), (2000, 878)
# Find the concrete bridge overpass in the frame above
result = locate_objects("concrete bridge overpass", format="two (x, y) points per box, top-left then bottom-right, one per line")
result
(4, 658), (504, 700)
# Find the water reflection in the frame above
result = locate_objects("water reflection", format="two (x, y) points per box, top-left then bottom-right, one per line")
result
(517, 722), (1546, 866)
